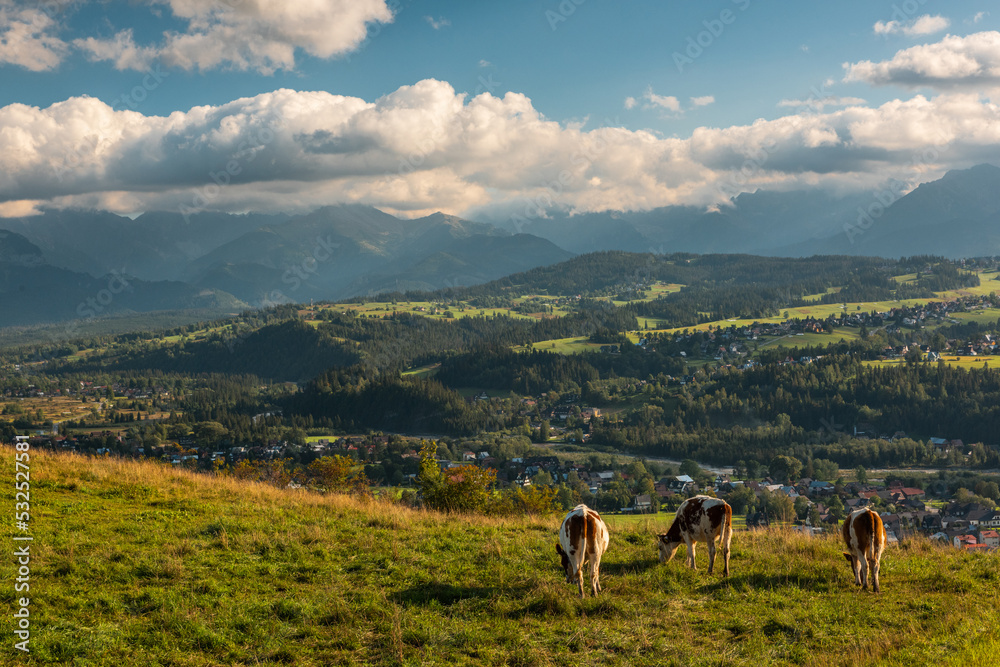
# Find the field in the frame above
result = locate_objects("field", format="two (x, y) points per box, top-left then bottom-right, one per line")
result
(5, 448), (999, 666)
(518, 337), (604, 355)
(0, 396), (101, 426)
(865, 357), (998, 371)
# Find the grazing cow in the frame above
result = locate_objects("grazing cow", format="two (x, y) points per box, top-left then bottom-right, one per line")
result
(555, 504), (609, 597)
(842, 507), (886, 593)
(658, 495), (732, 577)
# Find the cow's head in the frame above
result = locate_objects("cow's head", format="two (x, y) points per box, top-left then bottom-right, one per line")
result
(555, 543), (575, 582)
(658, 533), (681, 563)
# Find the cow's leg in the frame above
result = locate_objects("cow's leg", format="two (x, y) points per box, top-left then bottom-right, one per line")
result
(869, 555), (880, 593)
(850, 554), (862, 586)
(707, 539), (716, 575)
(590, 549), (603, 595)
(687, 538), (697, 570)
(858, 554), (869, 590)
(576, 558), (585, 597)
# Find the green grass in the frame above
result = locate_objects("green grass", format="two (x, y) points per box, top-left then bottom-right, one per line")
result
(401, 363), (441, 378)
(4, 449), (999, 666)
(517, 337), (604, 355)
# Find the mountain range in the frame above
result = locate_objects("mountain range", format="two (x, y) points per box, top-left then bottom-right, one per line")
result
(0, 206), (572, 327)
(498, 164), (1000, 259)
(2, 163), (998, 329)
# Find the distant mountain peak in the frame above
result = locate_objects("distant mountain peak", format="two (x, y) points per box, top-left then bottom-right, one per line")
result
(0, 229), (44, 266)
(941, 162), (1000, 179)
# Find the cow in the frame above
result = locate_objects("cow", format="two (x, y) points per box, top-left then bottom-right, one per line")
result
(555, 504), (609, 597)
(657, 495), (732, 577)
(842, 507), (886, 593)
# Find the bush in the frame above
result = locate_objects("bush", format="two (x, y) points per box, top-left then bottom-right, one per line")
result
(418, 441), (496, 513)
(307, 455), (369, 494)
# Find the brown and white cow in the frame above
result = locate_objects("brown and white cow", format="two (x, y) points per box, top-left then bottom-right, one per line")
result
(555, 504), (609, 597)
(658, 495), (732, 577)
(842, 507), (886, 593)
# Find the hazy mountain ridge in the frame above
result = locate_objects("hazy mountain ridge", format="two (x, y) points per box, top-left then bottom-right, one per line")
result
(4, 164), (998, 329)
(1, 205), (572, 326)
(502, 164), (1000, 258)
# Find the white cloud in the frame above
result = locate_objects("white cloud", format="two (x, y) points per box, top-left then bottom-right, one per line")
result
(425, 16), (450, 30)
(874, 14), (950, 37)
(844, 31), (1000, 89)
(75, 29), (158, 71)
(690, 96), (715, 107)
(478, 59), (491, 68)
(908, 15), (951, 36)
(623, 96), (637, 110)
(777, 96), (867, 111)
(77, 0), (395, 74)
(2, 80), (1000, 218)
(973, 12), (989, 24)
(0, 2), (68, 71)
(645, 90), (680, 112)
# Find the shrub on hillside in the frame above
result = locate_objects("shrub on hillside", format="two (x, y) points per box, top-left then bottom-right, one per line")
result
(307, 455), (369, 494)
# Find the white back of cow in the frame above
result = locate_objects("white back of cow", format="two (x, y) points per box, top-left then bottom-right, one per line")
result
(555, 504), (609, 597)
(658, 495), (732, 577)
(842, 507), (886, 593)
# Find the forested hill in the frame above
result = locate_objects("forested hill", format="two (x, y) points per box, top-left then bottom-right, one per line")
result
(351, 252), (979, 327)
(15, 253), (983, 383)
(356, 252), (974, 303)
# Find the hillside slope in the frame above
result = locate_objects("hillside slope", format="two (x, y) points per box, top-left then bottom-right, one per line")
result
(5, 448), (998, 666)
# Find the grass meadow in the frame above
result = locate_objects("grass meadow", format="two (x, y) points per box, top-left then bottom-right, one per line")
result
(2, 448), (999, 666)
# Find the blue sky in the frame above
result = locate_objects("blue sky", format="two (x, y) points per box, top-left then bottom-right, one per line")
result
(1, 0), (999, 219)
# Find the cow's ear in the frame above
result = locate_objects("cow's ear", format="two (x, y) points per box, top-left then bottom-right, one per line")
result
(555, 543), (565, 556)
(657, 533), (667, 543)
(843, 552), (853, 563)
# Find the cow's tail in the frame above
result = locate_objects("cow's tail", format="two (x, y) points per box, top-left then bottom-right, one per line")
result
(866, 508), (877, 561)
(721, 503), (733, 549)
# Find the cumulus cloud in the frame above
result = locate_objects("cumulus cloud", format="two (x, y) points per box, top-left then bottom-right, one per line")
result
(2, 80), (1000, 218)
(690, 96), (715, 107)
(844, 31), (1000, 89)
(76, 0), (394, 74)
(874, 14), (950, 37)
(623, 96), (637, 110)
(0, 2), (69, 71)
